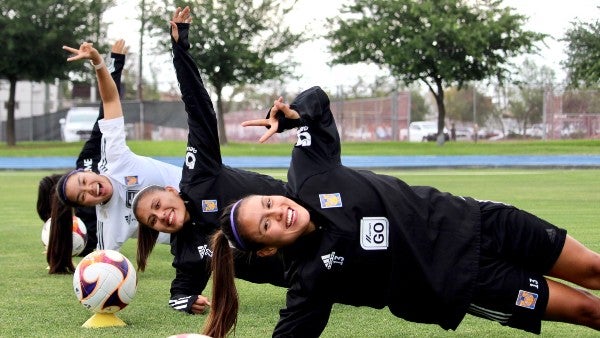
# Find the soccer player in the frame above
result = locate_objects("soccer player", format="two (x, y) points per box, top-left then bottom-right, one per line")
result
(130, 6), (287, 315)
(57, 40), (180, 261)
(205, 86), (600, 337)
(39, 40), (126, 273)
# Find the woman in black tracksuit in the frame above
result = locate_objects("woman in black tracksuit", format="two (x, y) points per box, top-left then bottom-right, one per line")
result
(205, 86), (600, 337)
(132, 7), (287, 315)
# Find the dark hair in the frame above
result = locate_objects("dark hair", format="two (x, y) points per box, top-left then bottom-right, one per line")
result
(218, 197), (262, 251)
(55, 169), (84, 207)
(132, 185), (166, 271)
(203, 198), (257, 337)
(46, 194), (75, 274)
(36, 174), (62, 221)
(37, 173), (77, 274)
(136, 224), (160, 272)
(203, 229), (239, 338)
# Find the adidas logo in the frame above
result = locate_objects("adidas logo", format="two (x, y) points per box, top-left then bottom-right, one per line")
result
(198, 245), (213, 259)
(321, 251), (344, 270)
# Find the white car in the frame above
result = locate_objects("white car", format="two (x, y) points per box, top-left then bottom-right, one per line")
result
(408, 121), (449, 142)
(59, 107), (98, 142)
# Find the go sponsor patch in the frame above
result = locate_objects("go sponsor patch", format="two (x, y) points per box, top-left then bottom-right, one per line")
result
(319, 193), (342, 208)
(360, 217), (389, 250)
(202, 199), (218, 213)
(515, 290), (538, 309)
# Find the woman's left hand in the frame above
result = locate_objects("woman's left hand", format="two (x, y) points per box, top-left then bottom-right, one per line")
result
(170, 6), (192, 43)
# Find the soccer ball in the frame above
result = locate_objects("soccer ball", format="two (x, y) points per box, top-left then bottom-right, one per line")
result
(41, 216), (88, 256)
(73, 250), (137, 313)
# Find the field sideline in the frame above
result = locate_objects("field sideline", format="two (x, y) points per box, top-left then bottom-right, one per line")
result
(1, 139), (600, 157)
(1, 167), (599, 337)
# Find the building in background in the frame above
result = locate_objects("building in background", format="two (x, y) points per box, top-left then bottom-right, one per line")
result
(0, 80), (60, 121)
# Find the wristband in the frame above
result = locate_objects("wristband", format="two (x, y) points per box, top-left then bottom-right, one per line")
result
(90, 59), (105, 70)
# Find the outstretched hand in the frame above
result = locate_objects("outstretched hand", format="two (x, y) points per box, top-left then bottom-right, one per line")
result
(62, 42), (102, 65)
(242, 97), (300, 143)
(170, 6), (192, 43)
(111, 39), (127, 55)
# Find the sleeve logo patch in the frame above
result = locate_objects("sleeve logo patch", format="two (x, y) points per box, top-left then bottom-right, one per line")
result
(295, 126), (311, 146)
(319, 193), (342, 208)
(124, 176), (138, 186)
(202, 200), (218, 213)
(126, 189), (139, 208)
(515, 290), (538, 309)
(360, 217), (389, 250)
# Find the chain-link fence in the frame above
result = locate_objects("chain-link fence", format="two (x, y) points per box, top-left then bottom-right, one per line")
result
(1, 89), (598, 143)
(1, 91), (412, 143)
(544, 90), (600, 139)
(225, 91), (411, 142)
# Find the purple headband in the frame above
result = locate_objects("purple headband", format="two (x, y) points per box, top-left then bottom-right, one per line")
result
(229, 199), (246, 250)
(56, 168), (83, 205)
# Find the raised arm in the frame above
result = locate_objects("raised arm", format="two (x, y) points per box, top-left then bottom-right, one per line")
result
(170, 6), (223, 177)
(62, 42), (123, 120)
(76, 40), (127, 172)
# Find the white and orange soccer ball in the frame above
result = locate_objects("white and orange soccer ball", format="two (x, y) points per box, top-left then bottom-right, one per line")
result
(41, 216), (88, 256)
(73, 250), (137, 313)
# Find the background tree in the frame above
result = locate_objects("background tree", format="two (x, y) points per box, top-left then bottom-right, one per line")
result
(445, 86), (494, 126)
(0, 0), (112, 146)
(327, 0), (546, 144)
(147, 0), (304, 145)
(563, 90), (600, 115)
(509, 58), (555, 136)
(562, 18), (600, 88)
(409, 90), (429, 123)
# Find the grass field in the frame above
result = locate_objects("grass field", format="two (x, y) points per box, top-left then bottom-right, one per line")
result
(1, 166), (599, 337)
(1, 139), (600, 157)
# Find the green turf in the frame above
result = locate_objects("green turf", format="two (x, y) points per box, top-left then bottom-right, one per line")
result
(1, 168), (599, 337)
(1, 139), (600, 157)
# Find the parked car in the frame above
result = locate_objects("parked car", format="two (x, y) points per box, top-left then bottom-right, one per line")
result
(408, 121), (449, 142)
(59, 107), (98, 142)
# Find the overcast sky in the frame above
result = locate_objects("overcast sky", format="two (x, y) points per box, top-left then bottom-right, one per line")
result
(104, 0), (599, 94)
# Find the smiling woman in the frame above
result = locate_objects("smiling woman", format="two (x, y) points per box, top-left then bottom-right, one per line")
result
(54, 40), (180, 252)
(59, 168), (115, 206)
(130, 7), (288, 317)
(131, 185), (189, 233)
(205, 86), (600, 338)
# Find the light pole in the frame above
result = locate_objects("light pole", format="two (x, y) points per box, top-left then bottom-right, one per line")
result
(137, 0), (145, 140)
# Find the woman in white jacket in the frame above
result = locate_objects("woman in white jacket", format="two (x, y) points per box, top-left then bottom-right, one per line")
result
(57, 40), (181, 251)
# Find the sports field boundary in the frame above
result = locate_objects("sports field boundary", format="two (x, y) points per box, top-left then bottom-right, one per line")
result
(2, 154), (600, 170)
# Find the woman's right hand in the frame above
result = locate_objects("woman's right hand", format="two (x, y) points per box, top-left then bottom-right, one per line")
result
(242, 97), (300, 143)
(191, 294), (212, 314)
(62, 42), (102, 65)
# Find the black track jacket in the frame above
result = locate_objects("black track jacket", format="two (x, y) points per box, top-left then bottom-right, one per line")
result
(167, 23), (288, 314)
(273, 87), (481, 337)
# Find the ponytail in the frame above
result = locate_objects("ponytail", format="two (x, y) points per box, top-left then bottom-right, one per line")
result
(36, 174), (62, 221)
(47, 194), (75, 274)
(136, 225), (159, 272)
(203, 230), (239, 338)
(132, 185), (165, 272)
